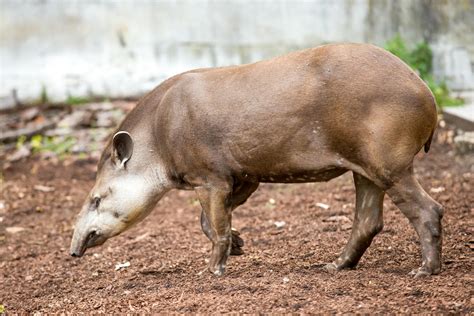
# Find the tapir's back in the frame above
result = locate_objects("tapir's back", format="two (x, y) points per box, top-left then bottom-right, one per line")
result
(157, 43), (437, 182)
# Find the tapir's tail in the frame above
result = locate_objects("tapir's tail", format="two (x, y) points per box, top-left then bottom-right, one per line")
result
(423, 90), (439, 154)
(424, 130), (434, 153)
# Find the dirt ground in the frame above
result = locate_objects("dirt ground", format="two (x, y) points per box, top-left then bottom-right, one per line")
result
(0, 124), (473, 313)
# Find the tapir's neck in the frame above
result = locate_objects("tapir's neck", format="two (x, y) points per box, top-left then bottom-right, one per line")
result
(116, 73), (203, 191)
(116, 94), (175, 191)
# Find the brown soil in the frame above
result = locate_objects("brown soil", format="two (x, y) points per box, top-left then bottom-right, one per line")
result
(0, 125), (473, 313)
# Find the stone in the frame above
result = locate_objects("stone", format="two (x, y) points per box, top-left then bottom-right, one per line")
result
(57, 110), (93, 128)
(454, 131), (474, 155)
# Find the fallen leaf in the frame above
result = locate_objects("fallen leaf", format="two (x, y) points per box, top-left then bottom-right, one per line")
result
(269, 198), (276, 205)
(33, 114), (46, 124)
(115, 261), (131, 271)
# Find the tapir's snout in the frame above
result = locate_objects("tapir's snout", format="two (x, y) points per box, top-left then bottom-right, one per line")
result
(69, 242), (86, 258)
(70, 251), (82, 258)
(70, 230), (102, 258)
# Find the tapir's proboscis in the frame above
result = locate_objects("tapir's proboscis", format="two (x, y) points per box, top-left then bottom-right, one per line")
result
(70, 44), (443, 278)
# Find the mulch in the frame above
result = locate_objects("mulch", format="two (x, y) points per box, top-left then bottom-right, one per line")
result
(0, 124), (472, 313)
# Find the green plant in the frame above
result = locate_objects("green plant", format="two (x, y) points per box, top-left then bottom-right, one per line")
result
(30, 134), (43, 150)
(30, 134), (76, 157)
(425, 76), (464, 107)
(16, 135), (27, 149)
(66, 95), (90, 105)
(40, 85), (49, 104)
(385, 35), (463, 108)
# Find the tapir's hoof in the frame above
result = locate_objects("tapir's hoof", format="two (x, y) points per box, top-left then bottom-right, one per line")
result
(230, 228), (244, 256)
(409, 266), (438, 278)
(323, 262), (340, 274)
(209, 265), (226, 276)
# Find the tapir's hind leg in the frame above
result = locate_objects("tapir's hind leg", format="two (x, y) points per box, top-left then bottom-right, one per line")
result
(386, 167), (443, 277)
(325, 172), (384, 272)
(200, 181), (259, 256)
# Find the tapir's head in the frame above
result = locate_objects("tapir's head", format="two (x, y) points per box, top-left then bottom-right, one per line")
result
(70, 131), (168, 257)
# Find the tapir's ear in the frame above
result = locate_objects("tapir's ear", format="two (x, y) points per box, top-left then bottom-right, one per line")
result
(112, 131), (133, 168)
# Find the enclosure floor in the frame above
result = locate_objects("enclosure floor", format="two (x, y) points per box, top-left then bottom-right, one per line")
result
(0, 126), (472, 313)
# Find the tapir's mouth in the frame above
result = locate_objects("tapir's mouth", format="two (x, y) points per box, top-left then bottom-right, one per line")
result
(70, 231), (98, 258)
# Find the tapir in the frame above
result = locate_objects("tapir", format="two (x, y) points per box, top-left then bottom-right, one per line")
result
(70, 43), (443, 278)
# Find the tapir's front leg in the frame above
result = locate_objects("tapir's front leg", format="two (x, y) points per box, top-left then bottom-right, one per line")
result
(201, 212), (244, 256)
(195, 182), (233, 276)
(200, 181), (259, 256)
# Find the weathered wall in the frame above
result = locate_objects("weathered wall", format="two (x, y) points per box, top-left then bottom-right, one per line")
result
(1, 0), (473, 108)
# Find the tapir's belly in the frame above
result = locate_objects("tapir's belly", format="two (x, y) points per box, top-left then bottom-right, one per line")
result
(225, 132), (349, 183)
(256, 167), (348, 183)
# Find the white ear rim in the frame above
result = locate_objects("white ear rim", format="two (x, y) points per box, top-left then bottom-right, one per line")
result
(112, 131), (133, 168)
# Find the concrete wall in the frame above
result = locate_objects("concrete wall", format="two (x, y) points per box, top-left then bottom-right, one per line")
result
(1, 0), (473, 108)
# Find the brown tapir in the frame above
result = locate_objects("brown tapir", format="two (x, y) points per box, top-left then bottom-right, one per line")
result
(70, 43), (443, 278)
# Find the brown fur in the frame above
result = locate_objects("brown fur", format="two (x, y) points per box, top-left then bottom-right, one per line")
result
(92, 43), (441, 277)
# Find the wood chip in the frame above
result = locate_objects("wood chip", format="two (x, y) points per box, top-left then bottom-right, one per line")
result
(6, 226), (25, 234)
(115, 261), (131, 271)
(430, 187), (445, 193)
(34, 185), (55, 192)
(316, 202), (330, 210)
(323, 215), (351, 223)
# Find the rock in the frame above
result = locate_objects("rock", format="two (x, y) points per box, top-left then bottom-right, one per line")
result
(454, 131), (474, 155)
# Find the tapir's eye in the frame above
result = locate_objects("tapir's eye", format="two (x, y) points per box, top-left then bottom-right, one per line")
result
(92, 197), (101, 209)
